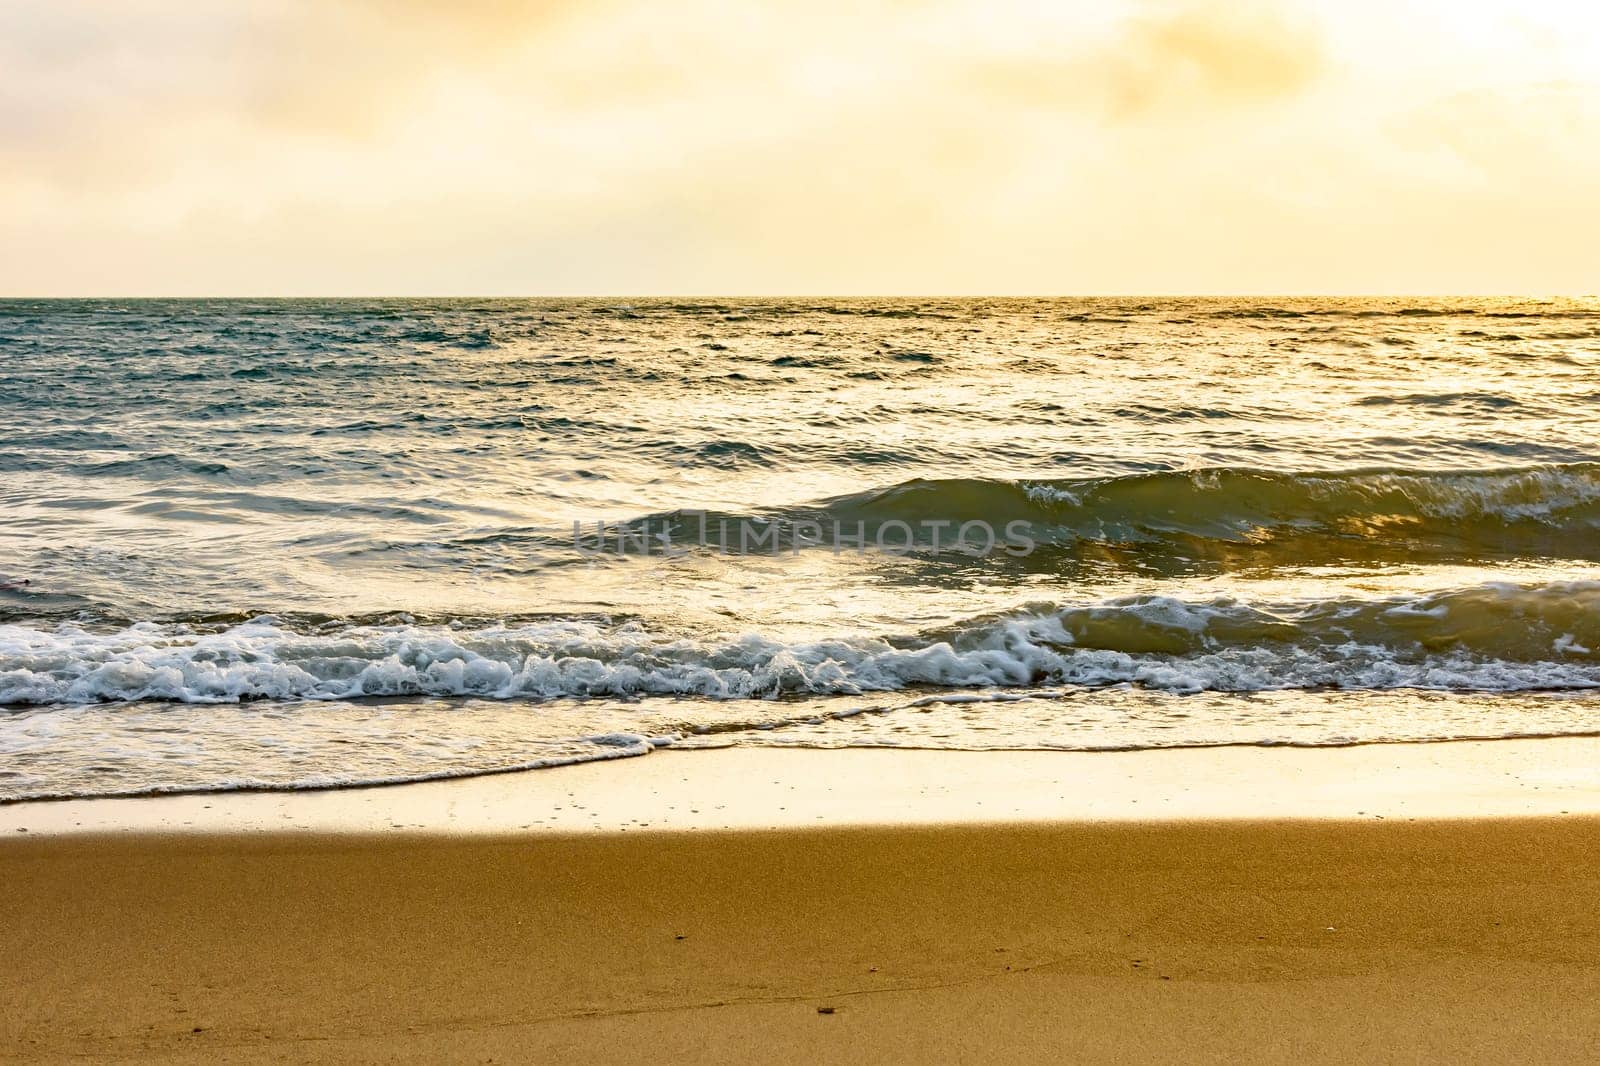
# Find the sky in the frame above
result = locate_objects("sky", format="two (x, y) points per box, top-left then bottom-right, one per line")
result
(3, 0), (1599, 296)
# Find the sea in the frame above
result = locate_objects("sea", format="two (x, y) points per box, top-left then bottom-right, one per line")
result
(4, 296), (1600, 801)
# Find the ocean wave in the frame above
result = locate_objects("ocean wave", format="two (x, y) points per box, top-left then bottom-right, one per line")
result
(4, 581), (1600, 707)
(841, 463), (1600, 525)
(574, 464), (1600, 567)
(817, 464), (1600, 556)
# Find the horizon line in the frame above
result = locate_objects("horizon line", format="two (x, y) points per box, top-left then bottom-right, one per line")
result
(1, 292), (1595, 301)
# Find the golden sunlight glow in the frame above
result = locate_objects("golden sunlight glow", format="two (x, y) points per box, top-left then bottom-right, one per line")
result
(2, 0), (1598, 294)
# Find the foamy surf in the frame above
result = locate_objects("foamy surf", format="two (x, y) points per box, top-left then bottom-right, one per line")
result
(4, 581), (1599, 708)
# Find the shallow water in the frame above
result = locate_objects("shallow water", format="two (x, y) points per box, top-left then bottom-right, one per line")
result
(4, 296), (1600, 799)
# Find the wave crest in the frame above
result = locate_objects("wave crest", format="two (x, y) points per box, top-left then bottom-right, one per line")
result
(4, 581), (1599, 706)
(810, 465), (1600, 561)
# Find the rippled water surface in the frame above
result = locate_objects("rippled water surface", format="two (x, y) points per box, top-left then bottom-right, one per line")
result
(4, 297), (1600, 798)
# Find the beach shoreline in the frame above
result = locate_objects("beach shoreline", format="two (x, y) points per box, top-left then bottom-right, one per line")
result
(5, 735), (1600, 836)
(6, 742), (1600, 1062)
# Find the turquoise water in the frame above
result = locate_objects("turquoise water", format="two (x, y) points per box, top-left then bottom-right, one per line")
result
(4, 297), (1600, 798)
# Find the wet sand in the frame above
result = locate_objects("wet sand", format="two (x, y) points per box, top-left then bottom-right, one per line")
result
(5, 744), (1600, 1063)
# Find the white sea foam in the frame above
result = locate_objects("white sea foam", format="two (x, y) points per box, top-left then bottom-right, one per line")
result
(5, 582), (1600, 707)
(1020, 482), (1082, 505)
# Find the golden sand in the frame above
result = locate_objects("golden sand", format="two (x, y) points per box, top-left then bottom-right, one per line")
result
(4, 746), (1600, 1063)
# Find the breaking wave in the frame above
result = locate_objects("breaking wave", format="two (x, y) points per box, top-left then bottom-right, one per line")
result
(571, 464), (1600, 570)
(824, 464), (1600, 547)
(5, 580), (1600, 707)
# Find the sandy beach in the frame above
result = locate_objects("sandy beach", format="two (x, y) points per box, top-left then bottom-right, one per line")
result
(5, 742), (1600, 1063)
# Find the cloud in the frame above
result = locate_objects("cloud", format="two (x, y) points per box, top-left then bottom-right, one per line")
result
(1107, 1), (1324, 112)
(0, 0), (1596, 294)
(968, 0), (1325, 121)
